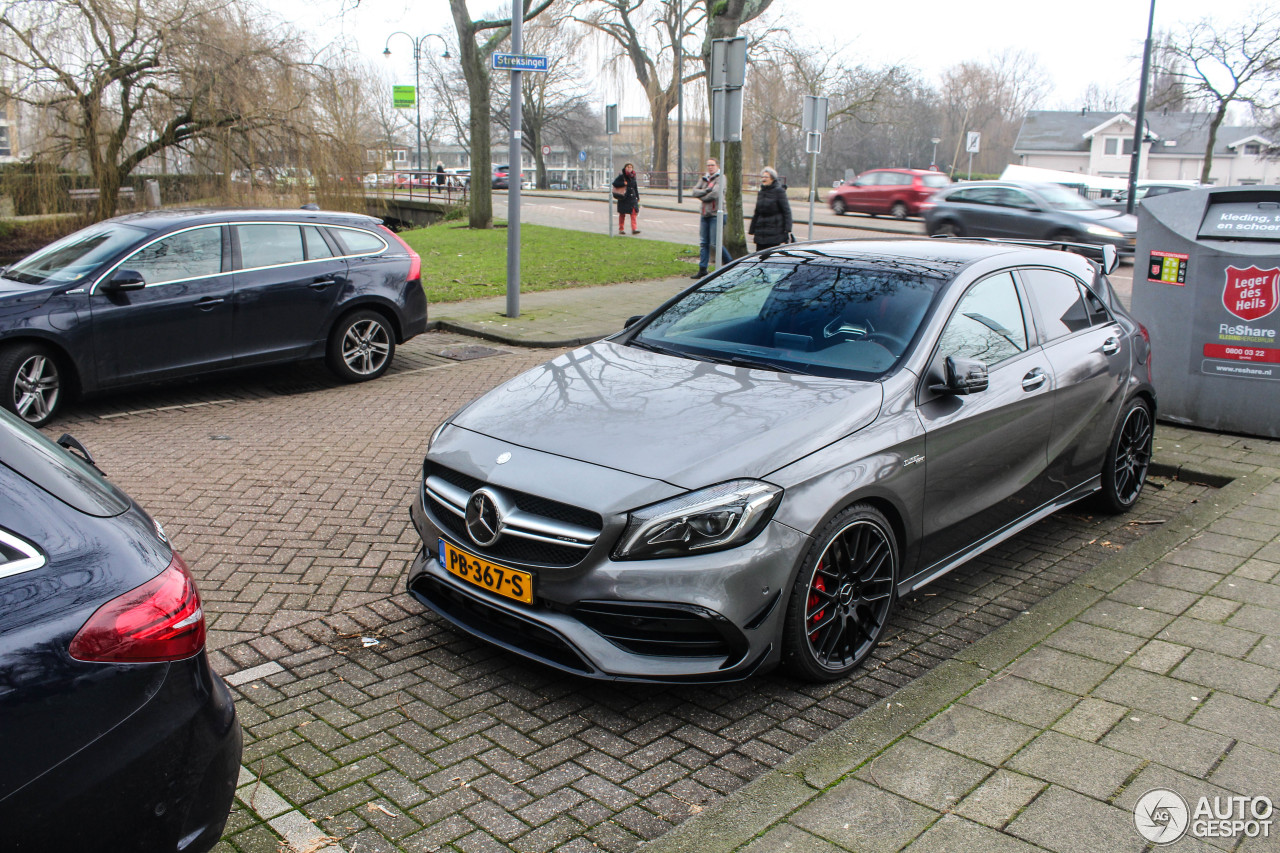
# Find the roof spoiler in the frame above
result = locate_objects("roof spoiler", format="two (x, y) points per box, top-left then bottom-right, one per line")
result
(930, 235), (1120, 274)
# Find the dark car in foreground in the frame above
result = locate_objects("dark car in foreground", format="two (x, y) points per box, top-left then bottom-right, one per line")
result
(924, 181), (1137, 256)
(0, 208), (427, 426)
(828, 168), (950, 219)
(0, 409), (241, 850)
(405, 238), (1155, 683)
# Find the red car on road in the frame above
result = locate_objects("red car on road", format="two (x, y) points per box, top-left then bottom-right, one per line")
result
(828, 168), (950, 219)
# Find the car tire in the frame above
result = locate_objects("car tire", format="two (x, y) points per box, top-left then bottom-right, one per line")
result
(781, 503), (898, 682)
(891, 202), (909, 220)
(831, 198), (847, 216)
(1049, 230), (1075, 244)
(0, 342), (64, 427)
(934, 221), (963, 238)
(326, 309), (396, 382)
(1097, 397), (1153, 514)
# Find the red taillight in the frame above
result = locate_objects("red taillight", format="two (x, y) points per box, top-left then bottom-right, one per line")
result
(69, 553), (206, 663)
(379, 224), (422, 282)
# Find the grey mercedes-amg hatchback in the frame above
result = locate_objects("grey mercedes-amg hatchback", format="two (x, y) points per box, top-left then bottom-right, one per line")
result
(406, 238), (1155, 682)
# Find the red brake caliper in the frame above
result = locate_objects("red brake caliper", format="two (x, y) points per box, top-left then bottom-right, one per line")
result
(808, 564), (826, 642)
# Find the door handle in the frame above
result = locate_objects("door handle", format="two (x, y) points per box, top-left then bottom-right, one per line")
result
(195, 297), (224, 308)
(1022, 369), (1047, 391)
(1102, 337), (1120, 355)
(309, 278), (336, 289)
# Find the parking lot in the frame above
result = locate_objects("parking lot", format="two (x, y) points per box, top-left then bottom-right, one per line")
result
(50, 331), (1210, 853)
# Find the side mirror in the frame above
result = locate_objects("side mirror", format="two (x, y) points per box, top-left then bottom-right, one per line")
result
(624, 314), (644, 329)
(1100, 244), (1119, 274)
(105, 269), (145, 291)
(931, 356), (989, 395)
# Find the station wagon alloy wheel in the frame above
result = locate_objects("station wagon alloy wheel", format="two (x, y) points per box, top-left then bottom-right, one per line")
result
(1, 344), (61, 427)
(328, 310), (395, 381)
(784, 505), (897, 680)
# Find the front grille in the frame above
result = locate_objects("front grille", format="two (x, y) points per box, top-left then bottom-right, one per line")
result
(425, 462), (604, 569)
(431, 501), (589, 567)
(572, 601), (746, 661)
(430, 463), (602, 530)
(411, 575), (592, 674)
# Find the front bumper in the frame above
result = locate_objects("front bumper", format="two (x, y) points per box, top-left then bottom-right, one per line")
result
(405, 494), (808, 683)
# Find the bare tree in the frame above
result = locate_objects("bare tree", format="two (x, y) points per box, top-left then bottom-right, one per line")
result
(937, 49), (1050, 177)
(0, 0), (312, 220)
(573, 0), (705, 179)
(698, 0), (774, 257)
(448, 0), (556, 229)
(1156, 9), (1280, 183)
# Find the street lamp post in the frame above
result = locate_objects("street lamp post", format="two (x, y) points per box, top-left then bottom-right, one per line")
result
(930, 137), (941, 170)
(383, 32), (450, 178)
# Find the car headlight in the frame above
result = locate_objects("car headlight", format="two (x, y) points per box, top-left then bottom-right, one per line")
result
(1085, 224), (1123, 239)
(614, 480), (783, 560)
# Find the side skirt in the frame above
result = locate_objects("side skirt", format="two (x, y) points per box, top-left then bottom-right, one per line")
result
(898, 476), (1101, 595)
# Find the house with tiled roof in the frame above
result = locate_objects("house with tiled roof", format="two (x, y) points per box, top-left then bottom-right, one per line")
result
(1013, 110), (1279, 186)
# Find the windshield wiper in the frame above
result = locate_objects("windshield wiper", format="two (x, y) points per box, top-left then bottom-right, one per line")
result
(710, 354), (808, 375)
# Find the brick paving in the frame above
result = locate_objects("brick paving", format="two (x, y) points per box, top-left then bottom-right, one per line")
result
(44, 329), (1220, 853)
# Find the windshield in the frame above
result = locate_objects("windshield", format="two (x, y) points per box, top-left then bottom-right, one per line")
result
(633, 259), (945, 379)
(3, 222), (149, 286)
(1036, 184), (1098, 211)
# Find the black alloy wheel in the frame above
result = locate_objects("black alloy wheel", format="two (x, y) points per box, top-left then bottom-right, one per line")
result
(326, 309), (396, 382)
(782, 504), (897, 681)
(0, 343), (63, 427)
(1098, 398), (1153, 513)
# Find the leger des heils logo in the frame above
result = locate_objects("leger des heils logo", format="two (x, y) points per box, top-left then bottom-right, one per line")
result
(1223, 266), (1279, 322)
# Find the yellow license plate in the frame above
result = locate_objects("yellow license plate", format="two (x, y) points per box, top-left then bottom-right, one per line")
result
(440, 540), (533, 604)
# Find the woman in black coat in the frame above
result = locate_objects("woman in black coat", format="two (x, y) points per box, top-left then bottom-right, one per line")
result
(612, 163), (640, 234)
(748, 167), (793, 251)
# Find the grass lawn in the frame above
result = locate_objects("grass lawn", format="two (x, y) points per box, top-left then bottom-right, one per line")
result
(399, 221), (697, 303)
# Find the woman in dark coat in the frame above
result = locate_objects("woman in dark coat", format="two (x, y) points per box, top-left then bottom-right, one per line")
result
(612, 163), (640, 234)
(748, 166), (793, 251)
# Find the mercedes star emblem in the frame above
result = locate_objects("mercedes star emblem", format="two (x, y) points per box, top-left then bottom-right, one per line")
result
(465, 488), (504, 547)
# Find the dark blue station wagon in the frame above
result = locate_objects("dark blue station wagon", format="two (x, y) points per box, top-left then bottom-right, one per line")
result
(0, 208), (427, 425)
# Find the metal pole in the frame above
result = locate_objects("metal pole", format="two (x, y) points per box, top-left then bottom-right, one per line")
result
(676, 39), (683, 204)
(506, 0), (522, 318)
(1127, 0), (1156, 216)
(414, 38), (422, 195)
(714, 154), (724, 270)
(807, 150), (817, 241)
(608, 135), (614, 236)
(967, 151), (973, 181)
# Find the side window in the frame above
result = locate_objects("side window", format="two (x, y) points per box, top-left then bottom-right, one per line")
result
(860, 172), (882, 186)
(999, 189), (1038, 210)
(332, 228), (386, 256)
(887, 173), (912, 186)
(1081, 283), (1111, 326)
(1021, 268), (1092, 340)
(935, 272), (1028, 365)
(238, 225), (304, 269)
(123, 227), (222, 285)
(303, 226), (333, 260)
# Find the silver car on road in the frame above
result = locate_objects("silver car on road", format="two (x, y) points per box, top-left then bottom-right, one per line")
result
(406, 239), (1155, 682)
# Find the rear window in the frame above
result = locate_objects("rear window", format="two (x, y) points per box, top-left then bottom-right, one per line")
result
(0, 410), (129, 517)
(921, 174), (949, 189)
(332, 227), (387, 256)
(237, 224), (305, 269)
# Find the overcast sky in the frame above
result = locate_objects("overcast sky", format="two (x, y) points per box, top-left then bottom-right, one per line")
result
(287, 0), (1233, 114)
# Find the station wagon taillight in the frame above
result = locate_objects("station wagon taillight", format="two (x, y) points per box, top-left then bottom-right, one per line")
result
(379, 225), (422, 282)
(69, 552), (206, 663)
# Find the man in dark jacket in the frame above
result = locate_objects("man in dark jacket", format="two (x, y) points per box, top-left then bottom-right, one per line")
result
(748, 167), (793, 251)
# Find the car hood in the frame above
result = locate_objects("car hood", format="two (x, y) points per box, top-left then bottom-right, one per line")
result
(0, 277), (62, 303)
(452, 341), (884, 488)
(1062, 207), (1138, 233)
